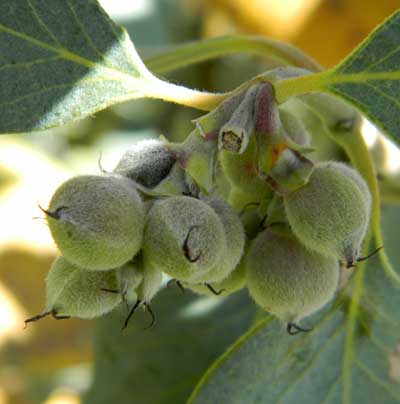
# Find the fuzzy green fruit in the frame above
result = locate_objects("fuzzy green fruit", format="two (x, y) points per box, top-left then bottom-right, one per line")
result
(46, 257), (121, 319)
(279, 107), (311, 147)
(186, 247), (247, 297)
(113, 139), (175, 188)
(117, 258), (162, 304)
(117, 262), (143, 304)
(284, 162), (371, 264)
(46, 175), (145, 270)
(247, 226), (339, 323)
(194, 197), (245, 283)
(143, 196), (226, 282)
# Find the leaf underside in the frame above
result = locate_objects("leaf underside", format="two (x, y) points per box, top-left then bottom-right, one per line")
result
(326, 10), (400, 145)
(84, 288), (257, 404)
(0, 0), (150, 133)
(188, 206), (400, 404)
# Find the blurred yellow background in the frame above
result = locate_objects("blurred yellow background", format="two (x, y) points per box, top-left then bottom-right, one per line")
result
(0, 1), (399, 403)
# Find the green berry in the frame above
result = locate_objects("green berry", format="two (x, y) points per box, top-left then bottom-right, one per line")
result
(113, 139), (175, 188)
(117, 262), (143, 304)
(117, 258), (162, 304)
(284, 162), (371, 264)
(186, 246), (247, 297)
(46, 256), (121, 319)
(196, 197), (245, 283)
(247, 226), (339, 323)
(279, 107), (311, 147)
(46, 175), (145, 270)
(143, 196), (226, 282)
(137, 258), (163, 303)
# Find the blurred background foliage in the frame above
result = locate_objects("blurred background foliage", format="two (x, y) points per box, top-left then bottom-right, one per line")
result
(1, 1), (400, 403)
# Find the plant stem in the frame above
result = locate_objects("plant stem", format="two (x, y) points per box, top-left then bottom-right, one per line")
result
(142, 77), (227, 111)
(273, 72), (328, 103)
(144, 35), (322, 76)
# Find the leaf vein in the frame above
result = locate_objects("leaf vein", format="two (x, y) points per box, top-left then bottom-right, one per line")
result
(275, 323), (345, 404)
(364, 44), (400, 73)
(0, 55), (60, 71)
(320, 375), (341, 404)
(26, 0), (62, 48)
(355, 357), (400, 402)
(65, 0), (106, 62)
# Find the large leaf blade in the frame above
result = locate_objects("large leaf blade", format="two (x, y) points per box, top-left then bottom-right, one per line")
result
(84, 287), (257, 404)
(189, 206), (400, 404)
(326, 10), (400, 144)
(275, 11), (400, 147)
(0, 0), (153, 133)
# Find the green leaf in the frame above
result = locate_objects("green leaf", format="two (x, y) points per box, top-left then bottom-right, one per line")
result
(327, 10), (400, 144)
(0, 0), (223, 133)
(188, 206), (400, 404)
(0, 0), (157, 133)
(83, 287), (257, 404)
(274, 11), (400, 147)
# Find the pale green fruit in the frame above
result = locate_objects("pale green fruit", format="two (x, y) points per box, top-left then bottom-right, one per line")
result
(46, 257), (121, 319)
(117, 262), (143, 304)
(332, 162), (372, 213)
(113, 139), (175, 188)
(117, 258), (162, 304)
(284, 161), (371, 265)
(247, 226), (339, 323)
(186, 247), (247, 297)
(137, 258), (163, 303)
(194, 197), (245, 283)
(279, 107), (311, 147)
(46, 175), (145, 270)
(228, 188), (270, 239)
(143, 196), (226, 282)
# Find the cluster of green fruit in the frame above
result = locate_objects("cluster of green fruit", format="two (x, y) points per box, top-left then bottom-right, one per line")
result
(26, 76), (372, 334)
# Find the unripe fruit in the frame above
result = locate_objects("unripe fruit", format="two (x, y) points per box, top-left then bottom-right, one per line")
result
(247, 226), (339, 323)
(113, 139), (175, 188)
(46, 175), (145, 270)
(284, 162), (371, 264)
(117, 258), (162, 304)
(143, 196), (226, 282)
(195, 197), (245, 283)
(332, 162), (372, 213)
(117, 262), (143, 304)
(279, 107), (311, 148)
(228, 188), (266, 239)
(46, 257), (121, 319)
(186, 247), (247, 297)
(137, 259), (163, 303)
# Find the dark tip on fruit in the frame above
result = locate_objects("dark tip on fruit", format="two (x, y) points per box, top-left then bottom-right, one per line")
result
(204, 283), (225, 296)
(286, 322), (313, 336)
(38, 204), (68, 220)
(182, 225), (201, 263)
(122, 299), (141, 331)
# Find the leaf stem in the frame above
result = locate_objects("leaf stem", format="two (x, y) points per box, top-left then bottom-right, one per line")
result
(142, 77), (227, 111)
(144, 35), (322, 76)
(342, 259), (366, 404)
(274, 72), (328, 103)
